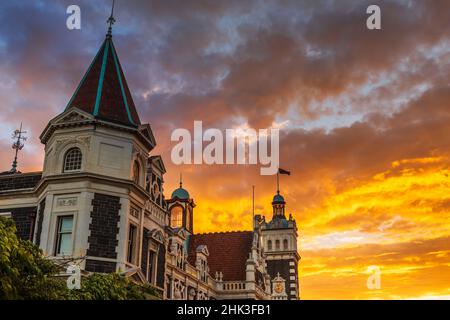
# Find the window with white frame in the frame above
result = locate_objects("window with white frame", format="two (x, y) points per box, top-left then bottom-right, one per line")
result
(55, 215), (74, 255)
(63, 147), (82, 172)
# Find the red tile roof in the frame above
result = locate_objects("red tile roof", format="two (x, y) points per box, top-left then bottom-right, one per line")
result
(66, 37), (141, 127)
(187, 231), (253, 281)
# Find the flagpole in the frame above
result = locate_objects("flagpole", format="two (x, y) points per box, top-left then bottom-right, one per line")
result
(252, 185), (255, 228)
(277, 169), (280, 194)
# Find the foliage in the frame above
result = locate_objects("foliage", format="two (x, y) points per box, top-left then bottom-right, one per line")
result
(0, 217), (160, 300)
(68, 273), (161, 300)
(0, 216), (66, 299)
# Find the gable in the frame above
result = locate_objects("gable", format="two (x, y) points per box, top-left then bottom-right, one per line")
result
(149, 155), (166, 174)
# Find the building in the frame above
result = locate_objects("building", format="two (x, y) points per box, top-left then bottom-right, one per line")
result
(0, 23), (300, 300)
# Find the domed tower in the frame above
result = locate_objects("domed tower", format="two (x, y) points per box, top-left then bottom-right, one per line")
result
(260, 189), (300, 300)
(166, 175), (195, 234)
(272, 192), (286, 219)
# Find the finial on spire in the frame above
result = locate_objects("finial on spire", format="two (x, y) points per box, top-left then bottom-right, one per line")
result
(106, 0), (116, 38)
(179, 173), (183, 188)
(9, 122), (27, 173)
(276, 169), (280, 195)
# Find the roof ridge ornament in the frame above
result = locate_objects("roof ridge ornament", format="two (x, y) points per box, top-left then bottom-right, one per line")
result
(106, 0), (116, 39)
(9, 122), (27, 173)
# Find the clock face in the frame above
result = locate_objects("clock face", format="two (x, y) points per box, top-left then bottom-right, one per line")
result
(274, 283), (284, 294)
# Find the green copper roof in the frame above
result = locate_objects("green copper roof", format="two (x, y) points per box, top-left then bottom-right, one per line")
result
(272, 193), (285, 204)
(172, 187), (190, 200)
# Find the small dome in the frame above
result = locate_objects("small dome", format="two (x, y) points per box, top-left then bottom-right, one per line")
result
(171, 187), (190, 200)
(272, 193), (285, 204)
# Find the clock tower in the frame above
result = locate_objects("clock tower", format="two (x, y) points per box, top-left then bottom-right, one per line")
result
(260, 190), (300, 300)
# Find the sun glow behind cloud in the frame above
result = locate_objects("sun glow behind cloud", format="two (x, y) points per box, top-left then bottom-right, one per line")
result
(191, 156), (450, 299)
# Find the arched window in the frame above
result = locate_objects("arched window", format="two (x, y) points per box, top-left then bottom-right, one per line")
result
(283, 239), (288, 250)
(275, 239), (280, 250)
(267, 240), (272, 251)
(133, 160), (140, 184)
(63, 147), (82, 172)
(170, 206), (183, 228)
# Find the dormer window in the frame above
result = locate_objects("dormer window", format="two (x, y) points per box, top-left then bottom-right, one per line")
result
(63, 147), (82, 172)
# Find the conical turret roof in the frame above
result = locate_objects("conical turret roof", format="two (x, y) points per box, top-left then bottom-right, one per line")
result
(65, 36), (141, 127)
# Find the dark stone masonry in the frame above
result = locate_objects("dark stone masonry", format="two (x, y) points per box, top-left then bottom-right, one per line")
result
(267, 259), (297, 298)
(0, 172), (42, 191)
(157, 243), (166, 288)
(85, 259), (117, 273)
(141, 228), (150, 278)
(86, 193), (121, 261)
(35, 198), (46, 246)
(0, 206), (37, 240)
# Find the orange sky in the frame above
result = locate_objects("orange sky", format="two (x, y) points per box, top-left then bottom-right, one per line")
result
(168, 155), (449, 300)
(1, 0), (449, 299)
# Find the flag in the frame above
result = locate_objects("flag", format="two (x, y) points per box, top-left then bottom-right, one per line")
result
(278, 168), (291, 175)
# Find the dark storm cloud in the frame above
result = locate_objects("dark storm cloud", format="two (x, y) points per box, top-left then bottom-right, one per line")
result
(0, 0), (449, 193)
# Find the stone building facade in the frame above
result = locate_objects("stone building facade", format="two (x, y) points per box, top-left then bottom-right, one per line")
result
(0, 27), (300, 300)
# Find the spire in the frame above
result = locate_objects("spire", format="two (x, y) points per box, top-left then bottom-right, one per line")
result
(64, 5), (141, 127)
(106, 0), (115, 39)
(179, 172), (183, 188)
(276, 170), (280, 195)
(9, 123), (27, 173)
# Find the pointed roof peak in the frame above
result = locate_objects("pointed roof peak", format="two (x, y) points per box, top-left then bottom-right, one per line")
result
(64, 0), (142, 127)
(65, 35), (141, 127)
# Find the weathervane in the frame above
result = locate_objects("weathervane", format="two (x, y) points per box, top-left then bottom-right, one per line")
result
(9, 122), (27, 173)
(106, 0), (116, 38)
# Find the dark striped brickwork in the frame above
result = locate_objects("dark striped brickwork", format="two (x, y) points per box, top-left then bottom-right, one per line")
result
(0, 172), (42, 191)
(85, 193), (121, 273)
(157, 243), (166, 288)
(267, 258), (298, 299)
(85, 259), (117, 273)
(0, 206), (37, 240)
(141, 228), (150, 278)
(35, 198), (46, 246)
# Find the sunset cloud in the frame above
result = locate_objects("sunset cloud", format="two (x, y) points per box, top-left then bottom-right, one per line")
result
(0, 0), (449, 299)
